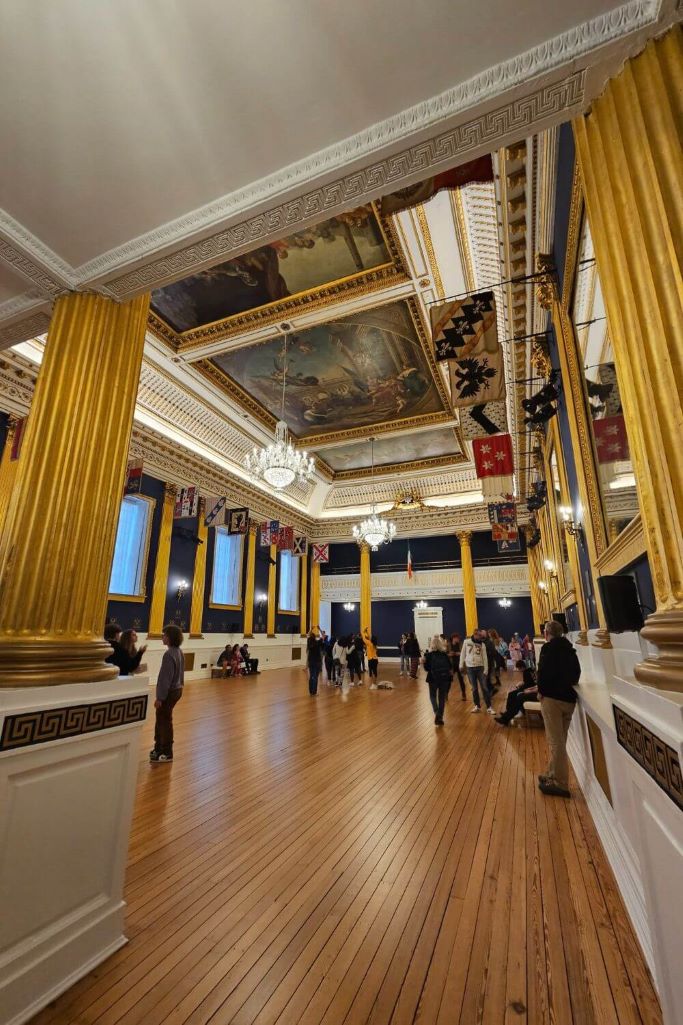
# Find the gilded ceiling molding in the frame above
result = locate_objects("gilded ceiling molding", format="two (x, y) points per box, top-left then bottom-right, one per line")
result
(414, 206), (445, 300)
(329, 450), (467, 483)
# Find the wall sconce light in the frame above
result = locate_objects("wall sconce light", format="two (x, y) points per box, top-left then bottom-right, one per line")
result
(559, 505), (583, 541)
(414, 600), (428, 610)
(175, 578), (189, 601)
(256, 591), (268, 604)
(538, 580), (548, 592)
(498, 598), (512, 608)
(343, 602), (356, 612)
(543, 559), (556, 573)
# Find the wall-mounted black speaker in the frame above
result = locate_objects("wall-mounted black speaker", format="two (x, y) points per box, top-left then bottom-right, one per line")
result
(551, 612), (568, 633)
(597, 574), (644, 633)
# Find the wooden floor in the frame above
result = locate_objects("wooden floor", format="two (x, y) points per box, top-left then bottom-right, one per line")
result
(32, 666), (661, 1025)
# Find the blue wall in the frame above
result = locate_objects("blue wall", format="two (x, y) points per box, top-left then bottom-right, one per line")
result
(331, 595), (533, 648)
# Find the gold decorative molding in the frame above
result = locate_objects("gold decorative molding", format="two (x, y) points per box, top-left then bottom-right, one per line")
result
(535, 253), (555, 309)
(415, 205), (445, 300)
(594, 514), (646, 576)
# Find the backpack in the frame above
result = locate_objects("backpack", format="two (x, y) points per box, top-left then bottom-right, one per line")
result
(430, 651), (452, 685)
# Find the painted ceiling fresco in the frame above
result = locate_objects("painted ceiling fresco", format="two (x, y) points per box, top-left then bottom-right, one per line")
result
(150, 204), (390, 333)
(209, 300), (445, 439)
(316, 426), (461, 472)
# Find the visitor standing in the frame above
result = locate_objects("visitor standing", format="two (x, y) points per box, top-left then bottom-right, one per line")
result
(538, 621), (581, 797)
(448, 632), (466, 699)
(366, 633), (379, 684)
(398, 633), (409, 675)
(404, 632), (421, 679)
(150, 624), (184, 762)
(306, 630), (323, 695)
(483, 629), (500, 693)
(424, 636), (453, 725)
(459, 629), (494, 714)
(332, 636), (344, 685)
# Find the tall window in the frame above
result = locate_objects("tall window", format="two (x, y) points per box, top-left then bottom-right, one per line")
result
(279, 550), (299, 612)
(109, 495), (153, 598)
(211, 528), (243, 606)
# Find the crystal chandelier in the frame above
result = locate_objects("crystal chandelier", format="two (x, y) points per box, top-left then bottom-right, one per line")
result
(244, 332), (315, 490)
(352, 438), (397, 551)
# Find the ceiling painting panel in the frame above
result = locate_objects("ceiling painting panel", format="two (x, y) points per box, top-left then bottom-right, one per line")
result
(150, 204), (393, 335)
(205, 299), (447, 442)
(316, 426), (462, 473)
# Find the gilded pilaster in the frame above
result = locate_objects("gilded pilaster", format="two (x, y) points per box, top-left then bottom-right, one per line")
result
(457, 531), (477, 635)
(189, 498), (208, 638)
(243, 521), (257, 638)
(0, 415), (19, 539)
(147, 483), (177, 639)
(0, 292), (150, 685)
(299, 552), (308, 637)
(267, 542), (277, 637)
(360, 543), (372, 636)
(524, 529), (544, 636)
(310, 559), (320, 633)
(574, 27), (683, 690)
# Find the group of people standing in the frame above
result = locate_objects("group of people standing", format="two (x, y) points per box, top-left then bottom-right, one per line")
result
(306, 628), (379, 694)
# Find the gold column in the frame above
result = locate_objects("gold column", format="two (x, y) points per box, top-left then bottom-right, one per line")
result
(0, 292), (150, 686)
(309, 559), (320, 633)
(147, 483), (177, 639)
(267, 542), (277, 637)
(574, 27), (683, 690)
(524, 530), (544, 636)
(0, 415), (19, 539)
(189, 498), (209, 639)
(243, 521), (258, 639)
(457, 531), (477, 635)
(360, 542), (372, 636)
(299, 551), (308, 637)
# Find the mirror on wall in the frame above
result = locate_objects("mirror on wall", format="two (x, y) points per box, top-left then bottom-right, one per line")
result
(572, 217), (639, 541)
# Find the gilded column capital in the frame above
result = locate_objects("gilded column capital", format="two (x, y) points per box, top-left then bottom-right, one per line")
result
(163, 482), (178, 500)
(535, 253), (557, 310)
(456, 530), (473, 546)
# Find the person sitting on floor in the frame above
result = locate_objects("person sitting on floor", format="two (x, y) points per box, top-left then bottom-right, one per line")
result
(495, 660), (538, 725)
(239, 643), (259, 674)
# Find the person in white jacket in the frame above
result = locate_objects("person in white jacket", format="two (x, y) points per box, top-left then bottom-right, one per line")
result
(459, 629), (495, 714)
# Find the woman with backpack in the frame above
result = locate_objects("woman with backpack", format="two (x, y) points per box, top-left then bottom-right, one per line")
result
(423, 636), (453, 725)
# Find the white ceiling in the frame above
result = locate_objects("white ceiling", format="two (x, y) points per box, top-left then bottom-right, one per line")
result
(0, 0), (621, 266)
(0, 0), (676, 345)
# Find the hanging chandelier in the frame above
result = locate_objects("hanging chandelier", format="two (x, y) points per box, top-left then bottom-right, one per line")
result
(352, 438), (397, 551)
(244, 332), (315, 490)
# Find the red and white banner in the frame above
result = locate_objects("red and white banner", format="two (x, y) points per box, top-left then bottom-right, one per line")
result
(312, 543), (329, 564)
(276, 525), (294, 551)
(593, 414), (630, 464)
(9, 416), (26, 461)
(174, 486), (199, 519)
(472, 433), (514, 479)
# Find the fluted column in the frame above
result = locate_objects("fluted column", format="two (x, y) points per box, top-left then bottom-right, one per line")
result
(0, 292), (150, 685)
(147, 483), (177, 639)
(457, 531), (477, 635)
(189, 498), (209, 638)
(574, 27), (683, 691)
(0, 415), (19, 539)
(243, 521), (258, 638)
(309, 560), (320, 633)
(524, 529), (544, 636)
(267, 542), (277, 637)
(360, 543), (372, 636)
(299, 552), (308, 637)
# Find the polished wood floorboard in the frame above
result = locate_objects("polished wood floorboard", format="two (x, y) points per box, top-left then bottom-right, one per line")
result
(31, 667), (661, 1025)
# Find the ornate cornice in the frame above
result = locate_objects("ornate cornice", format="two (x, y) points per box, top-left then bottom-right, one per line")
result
(97, 71), (586, 299)
(320, 564), (530, 601)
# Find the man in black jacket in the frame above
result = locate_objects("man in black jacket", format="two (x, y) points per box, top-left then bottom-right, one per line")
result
(537, 621), (581, 797)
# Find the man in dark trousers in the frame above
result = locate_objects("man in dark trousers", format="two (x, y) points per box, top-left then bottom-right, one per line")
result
(537, 621), (581, 797)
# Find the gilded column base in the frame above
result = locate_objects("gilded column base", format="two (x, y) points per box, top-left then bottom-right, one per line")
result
(636, 609), (683, 694)
(146, 632), (164, 641)
(592, 629), (613, 650)
(576, 630), (589, 646)
(189, 632), (204, 640)
(243, 633), (255, 640)
(0, 638), (118, 687)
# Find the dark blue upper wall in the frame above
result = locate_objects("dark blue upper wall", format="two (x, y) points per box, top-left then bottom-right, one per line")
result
(322, 531), (526, 576)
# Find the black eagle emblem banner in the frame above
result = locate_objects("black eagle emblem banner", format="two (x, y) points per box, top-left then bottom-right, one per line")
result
(449, 349), (506, 408)
(430, 291), (497, 362)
